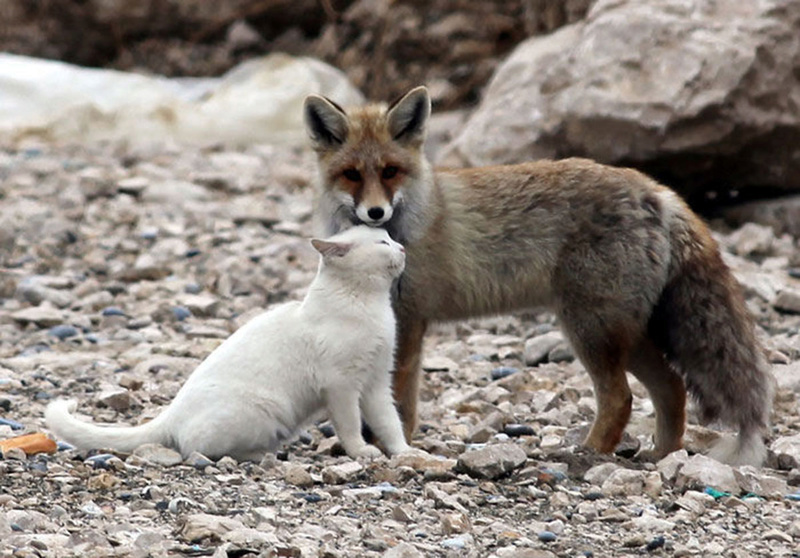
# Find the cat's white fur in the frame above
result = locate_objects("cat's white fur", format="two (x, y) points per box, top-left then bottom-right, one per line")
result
(46, 226), (411, 461)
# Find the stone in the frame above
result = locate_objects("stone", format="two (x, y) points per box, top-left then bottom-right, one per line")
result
(177, 294), (220, 317)
(523, 331), (564, 366)
(675, 454), (740, 494)
(441, 512), (471, 535)
(321, 461), (363, 484)
(733, 466), (788, 498)
(441, 0), (800, 201)
(388, 449), (456, 476)
(773, 290), (800, 314)
(456, 443), (527, 479)
(283, 464), (314, 488)
(382, 542), (425, 558)
(601, 469), (646, 497)
(132, 444), (183, 467)
(180, 513), (247, 543)
(11, 305), (64, 327)
(657, 449), (690, 482)
(728, 223), (775, 257)
(583, 462), (620, 485)
(98, 389), (136, 412)
(770, 434), (800, 468)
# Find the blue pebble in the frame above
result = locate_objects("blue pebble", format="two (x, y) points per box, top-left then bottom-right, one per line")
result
(184, 283), (202, 294)
(0, 417), (24, 430)
(85, 453), (116, 470)
(140, 230), (158, 241)
(538, 531), (557, 542)
(185, 249), (201, 258)
(57, 441), (75, 451)
(48, 325), (79, 340)
(28, 460), (48, 473)
(786, 493), (800, 501)
(300, 493), (322, 503)
(101, 306), (126, 317)
(646, 536), (665, 551)
(85, 333), (100, 344)
(490, 366), (519, 380)
(172, 306), (192, 321)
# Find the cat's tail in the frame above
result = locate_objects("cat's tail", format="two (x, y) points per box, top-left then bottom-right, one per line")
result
(45, 399), (172, 454)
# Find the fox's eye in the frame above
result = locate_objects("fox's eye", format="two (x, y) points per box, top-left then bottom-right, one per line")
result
(382, 165), (399, 180)
(378, 240), (390, 245)
(343, 168), (362, 182)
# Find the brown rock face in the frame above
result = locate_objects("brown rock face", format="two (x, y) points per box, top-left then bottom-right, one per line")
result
(442, 0), (800, 206)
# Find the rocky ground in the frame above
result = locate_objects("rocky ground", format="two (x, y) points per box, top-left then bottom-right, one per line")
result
(1, 140), (800, 558)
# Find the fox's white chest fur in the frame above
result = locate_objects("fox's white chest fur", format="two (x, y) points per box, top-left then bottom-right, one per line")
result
(46, 226), (411, 461)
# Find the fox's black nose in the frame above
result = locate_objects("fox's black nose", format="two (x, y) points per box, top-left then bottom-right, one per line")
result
(367, 207), (385, 221)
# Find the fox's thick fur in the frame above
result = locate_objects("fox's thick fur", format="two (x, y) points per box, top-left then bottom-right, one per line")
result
(304, 87), (775, 466)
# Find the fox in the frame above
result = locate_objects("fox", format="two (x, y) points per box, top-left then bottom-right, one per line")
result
(302, 86), (775, 466)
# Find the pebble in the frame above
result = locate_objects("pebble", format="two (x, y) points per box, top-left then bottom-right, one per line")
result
(171, 306), (192, 321)
(523, 331), (564, 366)
(132, 444), (183, 467)
(537, 531), (557, 542)
(321, 461), (363, 485)
(100, 306), (127, 317)
(503, 423), (535, 437)
(675, 454), (739, 494)
(490, 367), (519, 381)
(456, 443), (527, 479)
(47, 325), (79, 340)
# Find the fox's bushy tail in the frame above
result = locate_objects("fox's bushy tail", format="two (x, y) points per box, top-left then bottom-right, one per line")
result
(651, 208), (774, 466)
(45, 399), (171, 454)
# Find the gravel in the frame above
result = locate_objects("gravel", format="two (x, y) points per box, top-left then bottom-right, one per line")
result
(1, 140), (800, 557)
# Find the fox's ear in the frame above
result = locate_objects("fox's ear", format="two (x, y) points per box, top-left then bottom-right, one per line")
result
(304, 95), (348, 148)
(311, 238), (353, 258)
(387, 86), (431, 145)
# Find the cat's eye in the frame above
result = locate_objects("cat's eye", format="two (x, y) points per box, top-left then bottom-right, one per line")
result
(378, 240), (390, 245)
(382, 165), (399, 180)
(342, 168), (362, 182)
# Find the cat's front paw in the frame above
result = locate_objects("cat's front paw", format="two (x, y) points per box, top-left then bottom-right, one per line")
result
(385, 442), (413, 456)
(347, 445), (384, 460)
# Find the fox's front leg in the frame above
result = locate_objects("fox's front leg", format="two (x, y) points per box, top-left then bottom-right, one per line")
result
(393, 316), (428, 442)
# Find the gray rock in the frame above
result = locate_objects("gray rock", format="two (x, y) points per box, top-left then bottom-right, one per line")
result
(456, 443), (527, 479)
(321, 461), (363, 484)
(728, 223), (776, 257)
(382, 542), (425, 558)
(771, 434), (800, 468)
(602, 468), (646, 497)
(584, 462), (620, 485)
(11, 305), (64, 327)
(675, 454), (740, 494)
(180, 513), (246, 543)
(774, 289), (800, 314)
(132, 443), (183, 467)
(523, 331), (564, 366)
(441, 0), (800, 199)
(97, 389), (137, 412)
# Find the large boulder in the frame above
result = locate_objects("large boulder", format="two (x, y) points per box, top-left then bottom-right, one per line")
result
(441, 0), (800, 205)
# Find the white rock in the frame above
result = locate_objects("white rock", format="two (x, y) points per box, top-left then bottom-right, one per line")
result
(675, 454), (739, 494)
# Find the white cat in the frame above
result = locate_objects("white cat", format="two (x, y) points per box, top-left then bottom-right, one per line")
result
(46, 226), (411, 462)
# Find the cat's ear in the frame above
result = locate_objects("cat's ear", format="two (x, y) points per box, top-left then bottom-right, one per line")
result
(304, 95), (348, 149)
(311, 238), (353, 258)
(387, 86), (430, 145)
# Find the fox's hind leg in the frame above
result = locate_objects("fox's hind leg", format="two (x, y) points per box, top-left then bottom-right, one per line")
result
(628, 337), (686, 459)
(393, 317), (428, 442)
(559, 316), (634, 453)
